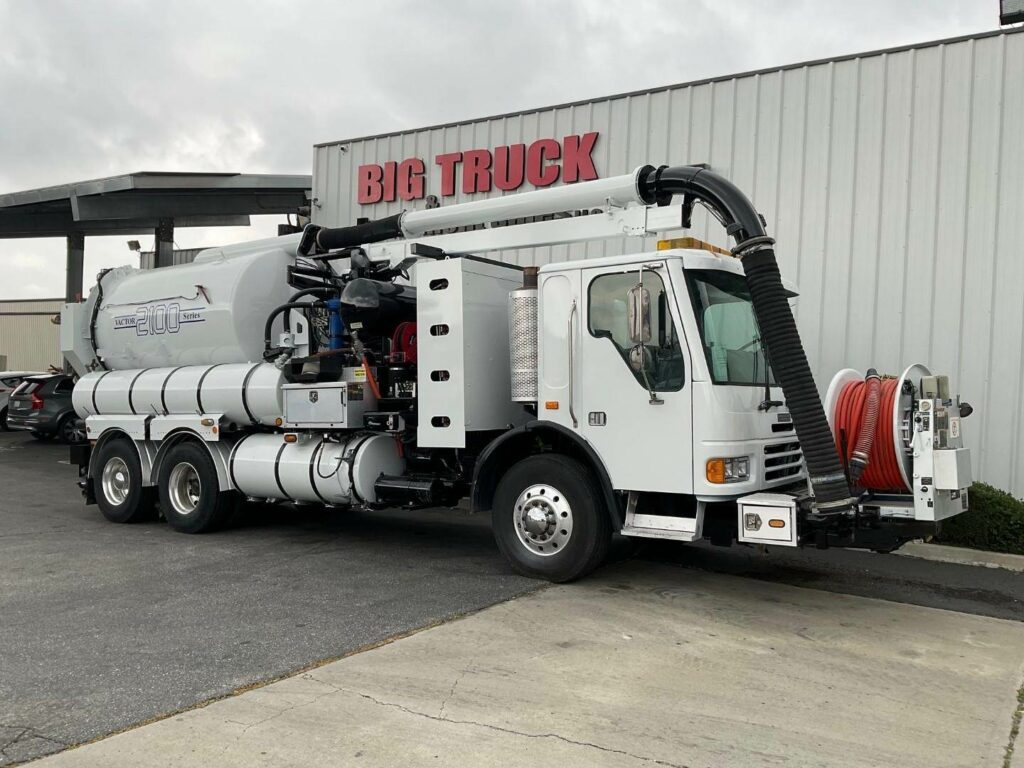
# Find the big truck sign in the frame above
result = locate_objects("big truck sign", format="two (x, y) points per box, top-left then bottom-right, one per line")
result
(356, 132), (600, 205)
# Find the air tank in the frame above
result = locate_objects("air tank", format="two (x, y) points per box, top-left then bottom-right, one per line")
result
(91, 235), (298, 370)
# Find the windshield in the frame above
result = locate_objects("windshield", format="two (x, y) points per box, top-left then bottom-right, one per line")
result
(686, 269), (776, 386)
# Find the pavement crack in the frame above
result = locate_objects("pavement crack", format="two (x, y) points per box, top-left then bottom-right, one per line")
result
(216, 688), (341, 757)
(332, 685), (689, 768)
(1003, 676), (1024, 768)
(438, 663), (473, 719)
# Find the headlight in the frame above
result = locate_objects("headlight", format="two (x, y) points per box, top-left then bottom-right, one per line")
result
(706, 456), (750, 484)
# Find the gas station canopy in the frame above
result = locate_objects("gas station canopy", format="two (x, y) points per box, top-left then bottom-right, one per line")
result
(0, 171), (311, 301)
(0, 171), (311, 238)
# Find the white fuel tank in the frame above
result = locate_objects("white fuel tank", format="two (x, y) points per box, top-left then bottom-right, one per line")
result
(92, 237), (296, 370)
(73, 363), (284, 426)
(229, 433), (405, 506)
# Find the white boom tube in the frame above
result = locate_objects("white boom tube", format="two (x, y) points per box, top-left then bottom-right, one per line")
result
(399, 167), (649, 236)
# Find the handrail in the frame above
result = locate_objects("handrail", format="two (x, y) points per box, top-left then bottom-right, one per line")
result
(568, 299), (578, 429)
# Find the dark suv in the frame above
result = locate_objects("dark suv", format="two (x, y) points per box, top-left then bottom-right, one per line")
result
(6, 374), (86, 443)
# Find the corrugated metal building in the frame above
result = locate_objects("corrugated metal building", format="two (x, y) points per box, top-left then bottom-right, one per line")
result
(0, 298), (63, 371)
(313, 28), (1024, 495)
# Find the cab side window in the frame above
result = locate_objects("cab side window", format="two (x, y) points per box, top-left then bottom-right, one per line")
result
(587, 271), (685, 391)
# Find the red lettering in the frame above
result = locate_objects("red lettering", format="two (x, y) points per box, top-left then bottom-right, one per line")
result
(494, 144), (525, 191)
(357, 164), (383, 204)
(562, 132), (599, 183)
(435, 152), (463, 196)
(526, 139), (560, 187)
(382, 161), (397, 202)
(398, 158), (425, 201)
(462, 149), (492, 194)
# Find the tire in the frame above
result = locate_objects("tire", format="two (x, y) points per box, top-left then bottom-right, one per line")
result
(58, 415), (87, 444)
(492, 454), (611, 582)
(158, 441), (234, 534)
(0, 407), (8, 431)
(94, 438), (155, 523)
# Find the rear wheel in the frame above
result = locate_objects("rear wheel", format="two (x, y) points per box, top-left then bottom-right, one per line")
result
(158, 441), (234, 533)
(492, 454), (611, 582)
(0, 407), (8, 431)
(94, 438), (155, 523)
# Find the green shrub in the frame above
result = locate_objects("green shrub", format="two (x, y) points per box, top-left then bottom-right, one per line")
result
(934, 482), (1024, 556)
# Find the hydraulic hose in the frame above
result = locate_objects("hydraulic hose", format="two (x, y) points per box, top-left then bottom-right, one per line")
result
(289, 287), (336, 304)
(264, 301), (321, 350)
(638, 165), (855, 519)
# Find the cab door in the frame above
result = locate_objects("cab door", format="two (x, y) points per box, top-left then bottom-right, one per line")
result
(575, 261), (693, 493)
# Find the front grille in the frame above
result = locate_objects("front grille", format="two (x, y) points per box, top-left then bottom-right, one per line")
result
(764, 441), (804, 482)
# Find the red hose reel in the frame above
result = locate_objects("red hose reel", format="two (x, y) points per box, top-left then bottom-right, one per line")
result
(824, 364), (931, 494)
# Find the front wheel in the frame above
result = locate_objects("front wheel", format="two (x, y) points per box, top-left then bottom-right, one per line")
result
(158, 441), (234, 533)
(492, 454), (611, 582)
(0, 407), (8, 431)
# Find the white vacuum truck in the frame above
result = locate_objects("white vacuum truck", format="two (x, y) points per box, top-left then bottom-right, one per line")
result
(62, 165), (973, 582)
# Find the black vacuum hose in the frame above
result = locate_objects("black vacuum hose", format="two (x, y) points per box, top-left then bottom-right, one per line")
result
(299, 214), (405, 255)
(639, 165), (854, 519)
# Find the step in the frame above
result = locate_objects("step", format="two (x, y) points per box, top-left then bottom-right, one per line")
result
(621, 512), (702, 542)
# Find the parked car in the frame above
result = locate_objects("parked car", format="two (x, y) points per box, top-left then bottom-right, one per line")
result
(0, 371), (47, 430)
(5, 374), (86, 443)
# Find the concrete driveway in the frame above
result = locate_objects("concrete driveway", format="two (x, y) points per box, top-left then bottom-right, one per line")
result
(33, 561), (1024, 768)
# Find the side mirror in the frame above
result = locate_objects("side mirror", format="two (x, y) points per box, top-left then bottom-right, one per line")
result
(627, 283), (651, 344)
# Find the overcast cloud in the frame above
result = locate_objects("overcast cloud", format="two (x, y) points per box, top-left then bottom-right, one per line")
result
(0, 0), (995, 298)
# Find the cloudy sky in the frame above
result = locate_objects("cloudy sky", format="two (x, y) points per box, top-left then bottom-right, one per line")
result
(0, 0), (996, 299)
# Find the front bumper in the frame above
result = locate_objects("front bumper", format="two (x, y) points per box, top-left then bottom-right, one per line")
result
(736, 490), (960, 553)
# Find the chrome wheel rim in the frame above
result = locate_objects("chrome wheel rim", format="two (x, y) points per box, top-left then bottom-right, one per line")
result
(512, 483), (572, 557)
(101, 457), (130, 507)
(168, 462), (202, 516)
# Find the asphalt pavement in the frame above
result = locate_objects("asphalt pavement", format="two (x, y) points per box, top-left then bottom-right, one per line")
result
(0, 431), (540, 765)
(2, 428), (1023, 765)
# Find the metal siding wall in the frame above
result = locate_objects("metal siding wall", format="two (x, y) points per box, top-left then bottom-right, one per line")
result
(312, 31), (1024, 496)
(0, 300), (63, 371)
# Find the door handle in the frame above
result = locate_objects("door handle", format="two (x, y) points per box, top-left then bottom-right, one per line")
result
(568, 299), (578, 428)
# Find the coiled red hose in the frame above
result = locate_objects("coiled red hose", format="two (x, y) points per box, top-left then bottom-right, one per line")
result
(833, 377), (908, 492)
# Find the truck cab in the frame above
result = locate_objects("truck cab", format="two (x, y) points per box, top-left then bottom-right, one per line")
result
(539, 249), (801, 497)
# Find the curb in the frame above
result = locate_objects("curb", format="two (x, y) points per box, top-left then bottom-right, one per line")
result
(895, 541), (1024, 573)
